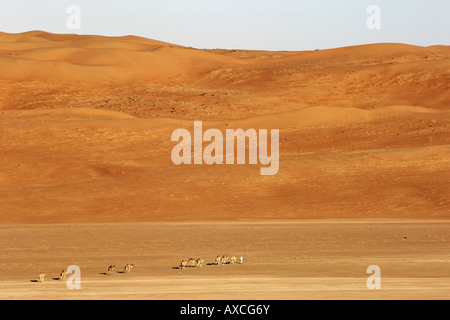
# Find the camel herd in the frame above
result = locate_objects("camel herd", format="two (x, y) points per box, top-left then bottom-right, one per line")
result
(106, 263), (134, 275)
(180, 255), (242, 269)
(35, 256), (243, 283)
(179, 258), (204, 269)
(35, 263), (134, 283)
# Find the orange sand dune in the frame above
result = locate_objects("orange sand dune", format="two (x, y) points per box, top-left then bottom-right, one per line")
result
(0, 31), (449, 223)
(1, 31), (449, 113)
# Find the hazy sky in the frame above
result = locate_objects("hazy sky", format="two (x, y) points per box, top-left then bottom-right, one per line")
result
(0, 0), (448, 50)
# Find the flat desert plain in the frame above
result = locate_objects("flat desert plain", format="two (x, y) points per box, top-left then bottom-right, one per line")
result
(1, 221), (450, 300)
(0, 31), (449, 299)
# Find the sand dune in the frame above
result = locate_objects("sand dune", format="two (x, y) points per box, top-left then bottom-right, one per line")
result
(0, 31), (449, 223)
(0, 104), (448, 223)
(0, 31), (235, 82)
(1, 32), (449, 110)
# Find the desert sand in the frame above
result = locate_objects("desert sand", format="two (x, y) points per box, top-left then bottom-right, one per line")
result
(1, 221), (450, 300)
(0, 31), (449, 299)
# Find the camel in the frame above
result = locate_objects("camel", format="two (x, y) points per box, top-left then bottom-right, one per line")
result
(187, 258), (196, 267)
(124, 263), (134, 273)
(221, 255), (229, 265)
(196, 258), (204, 268)
(38, 272), (46, 283)
(107, 265), (116, 274)
(59, 269), (67, 280)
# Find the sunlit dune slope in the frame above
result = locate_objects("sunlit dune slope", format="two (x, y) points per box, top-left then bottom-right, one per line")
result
(0, 31), (449, 115)
(0, 31), (449, 223)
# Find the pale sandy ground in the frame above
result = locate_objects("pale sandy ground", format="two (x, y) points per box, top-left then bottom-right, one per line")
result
(0, 221), (449, 300)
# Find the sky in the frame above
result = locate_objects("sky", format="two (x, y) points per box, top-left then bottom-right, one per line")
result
(0, 0), (448, 51)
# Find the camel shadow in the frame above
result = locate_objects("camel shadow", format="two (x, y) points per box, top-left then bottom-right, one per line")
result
(172, 265), (198, 270)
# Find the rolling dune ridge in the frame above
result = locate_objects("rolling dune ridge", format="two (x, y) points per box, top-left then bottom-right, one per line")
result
(0, 31), (448, 223)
